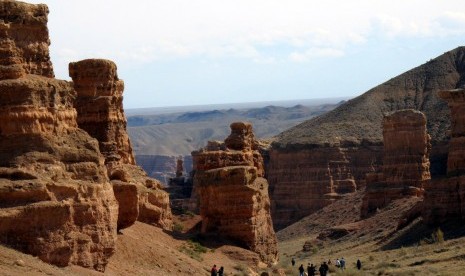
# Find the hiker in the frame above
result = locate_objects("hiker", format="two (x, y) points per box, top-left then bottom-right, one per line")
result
(291, 257), (295, 266)
(218, 266), (224, 276)
(357, 259), (362, 270)
(319, 261), (329, 276)
(299, 264), (305, 276)
(335, 258), (340, 267)
(340, 257), (346, 270)
(308, 263), (316, 276)
(211, 264), (218, 276)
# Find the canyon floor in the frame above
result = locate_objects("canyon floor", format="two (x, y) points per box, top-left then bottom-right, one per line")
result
(277, 190), (465, 276)
(2, 191), (465, 276)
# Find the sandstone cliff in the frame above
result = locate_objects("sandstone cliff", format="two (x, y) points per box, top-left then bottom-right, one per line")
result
(0, 1), (117, 271)
(69, 59), (172, 230)
(361, 109), (431, 216)
(270, 47), (465, 229)
(424, 89), (465, 223)
(192, 122), (278, 264)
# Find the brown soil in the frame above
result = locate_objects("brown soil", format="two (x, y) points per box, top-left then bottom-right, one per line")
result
(0, 215), (271, 275)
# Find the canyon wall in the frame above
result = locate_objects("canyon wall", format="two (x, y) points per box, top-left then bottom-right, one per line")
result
(424, 89), (465, 223)
(269, 47), (465, 229)
(192, 122), (278, 264)
(70, 59), (172, 230)
(268, 143), (382, 229)
(361, 109), (430, 216)
(0, 1), (117, 271)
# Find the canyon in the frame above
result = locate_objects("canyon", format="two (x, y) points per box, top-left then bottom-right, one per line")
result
(269, 46), (465, 229)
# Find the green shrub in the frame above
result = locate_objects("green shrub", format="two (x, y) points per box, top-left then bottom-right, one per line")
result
(431, 228), (444, 243)
(173, 222), (184, 233)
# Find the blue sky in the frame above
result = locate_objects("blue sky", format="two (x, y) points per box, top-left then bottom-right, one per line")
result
(28, 0), (465, 108)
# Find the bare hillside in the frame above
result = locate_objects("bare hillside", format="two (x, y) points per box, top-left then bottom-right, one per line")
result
(275, 46), (465, 147)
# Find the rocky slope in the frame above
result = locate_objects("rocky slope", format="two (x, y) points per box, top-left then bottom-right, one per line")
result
(269, 46), (465, 229)
(192, 122), (278, 264)
(0, 1), (117, 271)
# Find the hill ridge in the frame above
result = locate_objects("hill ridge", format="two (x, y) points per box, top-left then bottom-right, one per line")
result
(275, 46), (465, 148)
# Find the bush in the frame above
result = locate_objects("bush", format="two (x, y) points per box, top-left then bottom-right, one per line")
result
(431, 228), (444, 243)
(173, 222), (184, 233)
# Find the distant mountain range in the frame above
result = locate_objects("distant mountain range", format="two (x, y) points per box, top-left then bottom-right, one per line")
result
(126, 98), (346, 183)
(126, 99), (346, 156)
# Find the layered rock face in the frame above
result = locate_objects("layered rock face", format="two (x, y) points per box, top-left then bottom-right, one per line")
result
(193, 122), (278, 264)
(0, 1), (117, 271)
(361, 110), (431, 216)
(270, 47), (465, 229)
(424, 89), (465, 223)
(70, 59), (172, 230)
(269, 143), (380, 229)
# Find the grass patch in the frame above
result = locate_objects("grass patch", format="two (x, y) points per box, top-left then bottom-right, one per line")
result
(375, 261), (400, 269)
(179, 239), (208, 261)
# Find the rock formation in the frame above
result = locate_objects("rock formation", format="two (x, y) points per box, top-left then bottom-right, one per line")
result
(69, 59), (172, 230)
(424, 89), (465, 223)
(176, 157), (183, 177)
(269, 47), (465, 229)
(0, 1), (117, 271)
(268, 144), (364, 229)
(361, 109), (431, 216)
(192, 122), (278, 264)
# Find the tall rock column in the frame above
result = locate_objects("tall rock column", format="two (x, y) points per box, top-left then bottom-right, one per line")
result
(362, 109), (430, 216)
(0, 1), (118, 271)
(438, 89), (465, 176)
(70, 59), (172, 230)
(424, 89), (465, 223)
(192, 122), (278, 264)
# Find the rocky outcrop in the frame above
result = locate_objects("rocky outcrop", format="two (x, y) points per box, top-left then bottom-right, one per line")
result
(0, 1), (117, 271)
(192, 122), (278, 264)
(269, 47), (465, 229)
(361, 110), (431, 217)
(424, 89), (465, 224)
(70, 59), (172, 230)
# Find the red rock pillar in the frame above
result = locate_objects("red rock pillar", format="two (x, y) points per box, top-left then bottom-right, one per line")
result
(0, 2), (118, 271)
(70, 59), (172, 231)
(362, 109), (430, 216)
(423, 89), (465, 224)
(438, 89), (465, 176)
(69, 59), (135, 166)
(193, 122), (278, 264)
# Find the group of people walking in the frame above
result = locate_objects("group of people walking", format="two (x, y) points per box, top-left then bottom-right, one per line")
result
(210, 264), (224, 276)
(293, 257), (362, 275)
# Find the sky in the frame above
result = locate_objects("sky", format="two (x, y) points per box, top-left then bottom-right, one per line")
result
(28, 0), (465, 108)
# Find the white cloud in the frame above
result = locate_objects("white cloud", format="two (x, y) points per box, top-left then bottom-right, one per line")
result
(289, 48), (345, 63)
(25, 0), (465, 75)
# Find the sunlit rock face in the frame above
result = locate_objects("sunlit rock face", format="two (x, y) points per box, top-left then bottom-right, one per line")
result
(361, 109), (431, 217)
(70, 58), (172, 231)
(192, 122), (278, 264)
(0, 1), (118, 271)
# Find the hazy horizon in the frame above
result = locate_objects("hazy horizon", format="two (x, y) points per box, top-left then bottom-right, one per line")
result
(124, 96), (349, 115)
